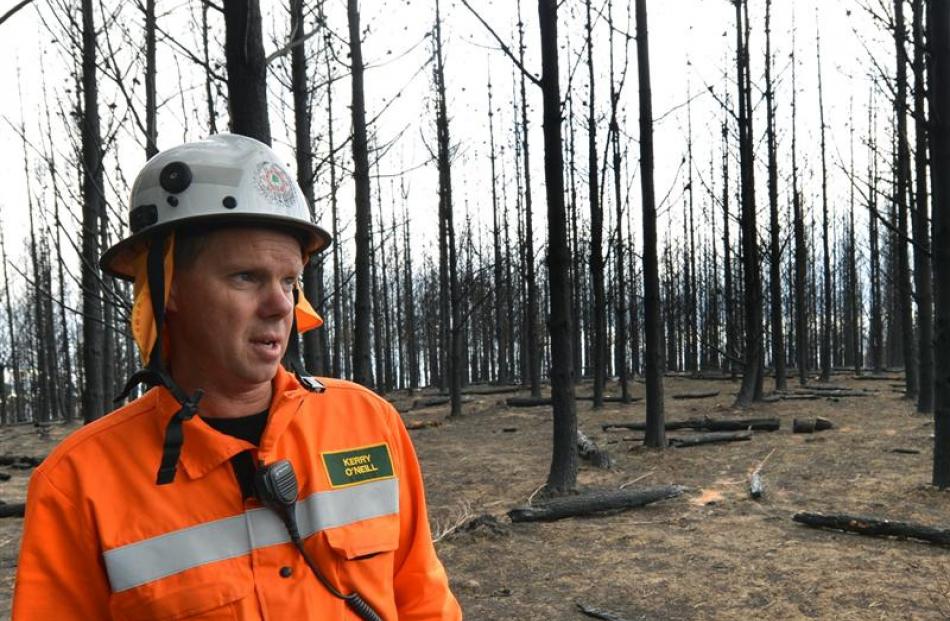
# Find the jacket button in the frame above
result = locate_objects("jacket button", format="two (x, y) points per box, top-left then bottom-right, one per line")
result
(279, 566), (293, 578)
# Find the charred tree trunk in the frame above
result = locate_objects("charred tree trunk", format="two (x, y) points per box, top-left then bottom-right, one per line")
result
(894, 0), (919, 399)
(145, 0), (157, 158)
(868, 90), (884, 372)
(636, 0), (665, 448)
(224, 0), (271, 143)
(608, 0), (629, 401)
(722, 101), (736, 379)
(291, 0), (328, 376)
(80, 0), (105, 423)
(538, 0), (578, 495)
(201, 0), (217, 133)
(791, 26), (808, 386)
(518, 0), (541, 399)
(912, 0), (934, 413)
(0, 219), (23, 424)
(765, 0), (785, 391)
(846, 107), (862, 376)
(816, 18), (832, 384)
(931, 0), (950, 487)
(325, 45), (343, 378)
(585, 0), (606, 408)
(433, 0), (461, 416)
(488, 77), (509, 385)
(402, 198), (419, 391)
(347, 0), (373, 387)
(734, 0), (764, 407)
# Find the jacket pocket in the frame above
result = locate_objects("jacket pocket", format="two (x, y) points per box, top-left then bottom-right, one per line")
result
(322, 513), (399, 561)
(108, 575), (255, 621)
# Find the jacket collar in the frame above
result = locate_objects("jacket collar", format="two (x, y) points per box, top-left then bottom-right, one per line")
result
(155, 367), (308, 481)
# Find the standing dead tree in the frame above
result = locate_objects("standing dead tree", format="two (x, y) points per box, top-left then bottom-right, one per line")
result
(911, 0), (934, 413)
(733, 0), (764, 407)
(764, 0), (785, 391)
(816, 14), (832, 385)
(893, 0), (919, 400)
(80, 0), (105, 423)
(931, 0), (950, 488)
(460, 0), (578, 495)
(347, 0), (373, 388)
(636, 0), (665, 448)
(584, 0), (607, 408)
(431, 0), (462, 416)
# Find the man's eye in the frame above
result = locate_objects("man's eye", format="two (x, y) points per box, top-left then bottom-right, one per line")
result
(234, 272), (255, 282)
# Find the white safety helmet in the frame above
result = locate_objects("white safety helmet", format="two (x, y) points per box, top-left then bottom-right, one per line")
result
(100, 133), (331, 279)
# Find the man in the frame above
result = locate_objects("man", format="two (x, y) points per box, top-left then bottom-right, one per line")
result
(12, 134), (462, 620)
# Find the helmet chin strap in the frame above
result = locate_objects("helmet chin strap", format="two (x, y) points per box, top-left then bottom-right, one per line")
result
(115, 230), (204, 485)
(115, 231), (324, 486)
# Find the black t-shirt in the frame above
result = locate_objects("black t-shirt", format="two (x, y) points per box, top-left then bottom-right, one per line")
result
(202, 409), (269, 446)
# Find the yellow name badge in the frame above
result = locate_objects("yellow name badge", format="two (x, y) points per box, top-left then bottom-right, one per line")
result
(321, 443), (395, 488)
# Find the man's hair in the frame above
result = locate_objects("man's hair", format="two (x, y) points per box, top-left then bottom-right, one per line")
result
(173, 222), (308, 271)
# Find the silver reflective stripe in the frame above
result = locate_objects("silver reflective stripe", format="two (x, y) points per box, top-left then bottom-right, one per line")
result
(103, 477), (399, 592)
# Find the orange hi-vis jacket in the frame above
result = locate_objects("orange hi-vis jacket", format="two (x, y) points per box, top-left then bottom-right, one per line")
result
(12, 367), (462, 620)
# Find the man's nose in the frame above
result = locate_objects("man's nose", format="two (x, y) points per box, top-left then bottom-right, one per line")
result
(260, 280), (295, 317)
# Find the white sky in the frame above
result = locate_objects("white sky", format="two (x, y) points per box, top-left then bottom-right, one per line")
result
(0, 0), (893, 286)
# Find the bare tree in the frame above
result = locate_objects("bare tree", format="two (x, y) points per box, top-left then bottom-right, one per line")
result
(584, 0), (607, 408)
(931, 0), (950, 488)
(81, 0), (105, 423)
(537, 0), (577, 494)
(224, 0), (271, 142)
(816, 14), (832, 384)
(912, 0), (933, 413)
(432, 0), (462, 416)
(636, 0), (665, 447)
(894, 0), (918, 399)
(765, 0), (785, 391)
(734, 0), (764, 407)
(347, 0), (373, 387)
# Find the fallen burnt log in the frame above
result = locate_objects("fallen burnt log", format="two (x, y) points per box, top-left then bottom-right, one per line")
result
(668, 430), (753, 448)
(436, 385), (525, 397)
(793, 417), (834, 433)
(507, 485), (684, 523)
(0, 503), (25, 518)
(507, 395), (640, 407)
(602, 417), (778, 433)
(576, 602), (635, 621)
(794, 389), (874, 398)
(793, 512), (950, 546)
(671, 390), (720, 400)
(410, 396), (473, 410)
(404, 420), (442, 430)
(0, 455), (44, 468)
(577, 430), (612, 468)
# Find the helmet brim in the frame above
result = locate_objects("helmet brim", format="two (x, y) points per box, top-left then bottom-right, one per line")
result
(99, 215), (332, 281)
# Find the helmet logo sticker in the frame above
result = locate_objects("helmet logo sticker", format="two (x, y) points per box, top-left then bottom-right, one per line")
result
(255, 162), (295, 210)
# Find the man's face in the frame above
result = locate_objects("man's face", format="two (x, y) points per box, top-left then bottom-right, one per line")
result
(167, 227), (304, 395)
